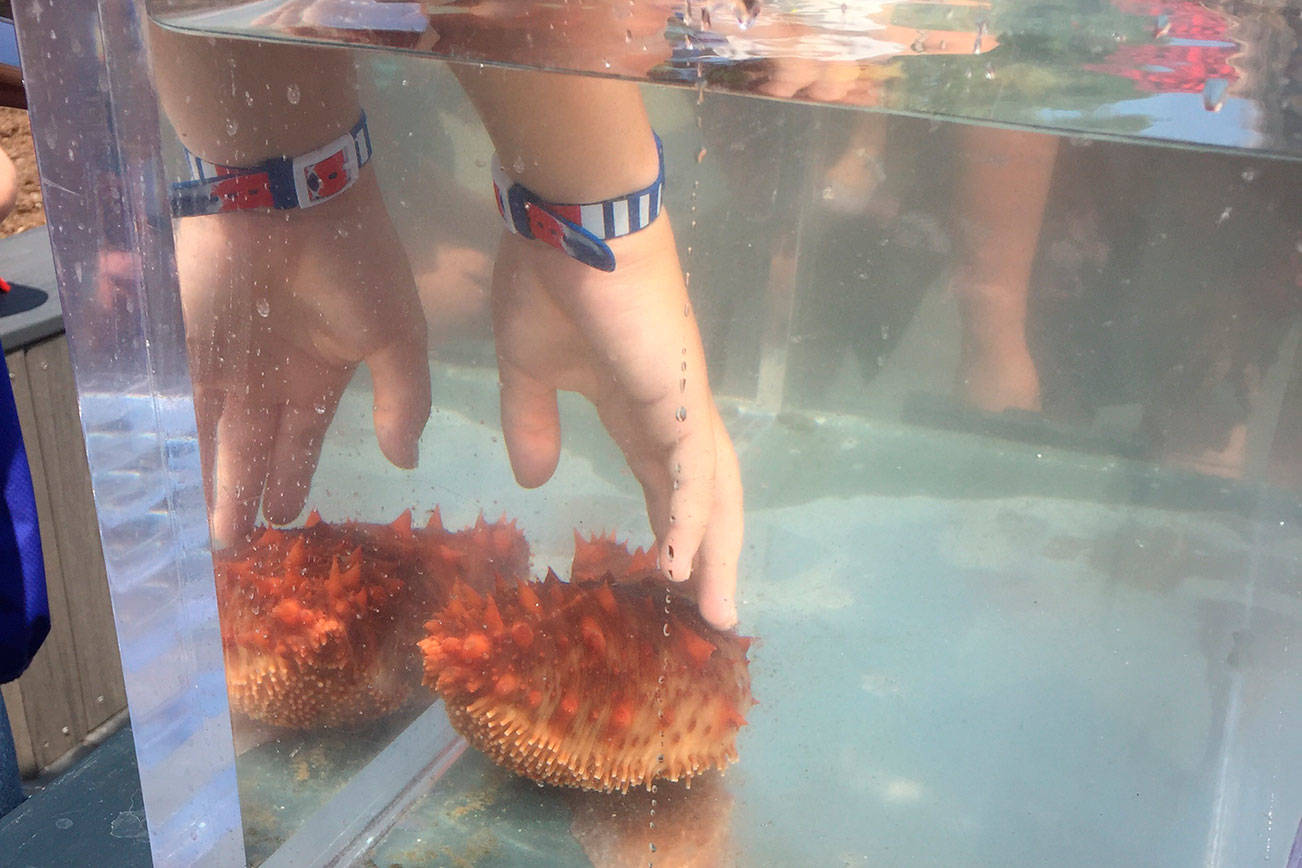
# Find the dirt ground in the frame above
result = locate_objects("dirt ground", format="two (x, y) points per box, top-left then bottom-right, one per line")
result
(0, 106), (46, 237)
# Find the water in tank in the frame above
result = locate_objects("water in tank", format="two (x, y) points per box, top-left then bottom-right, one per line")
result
(23, 0), (1302, 863)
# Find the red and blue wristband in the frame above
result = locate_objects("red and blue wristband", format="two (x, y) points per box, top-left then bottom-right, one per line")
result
(170, 113), (372, 217)
(491, 134), (665, 272)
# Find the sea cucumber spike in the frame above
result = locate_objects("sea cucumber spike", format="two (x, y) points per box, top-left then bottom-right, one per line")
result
(456, 581), (484, 609)
(272, 597), (303, 627)
(676, 624), (717, 668)
(580, 616), (607, 656)
(593, 582), (618, 616)
(516, 580), (541, 613)
(482, 596), (505, 636)
(510, 621), (534, 649)
(548, 581), (567, 607)
(341, 562), (363, 590)
(424, 506), (444, 533)
(390, 509), (413, 536)
(286, 537), (308, 572)
(461, 632), (491, 660)
(257, 526), (284, 545)
(305, 510), (322, 527)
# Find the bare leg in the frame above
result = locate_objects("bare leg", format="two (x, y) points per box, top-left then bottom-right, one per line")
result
(950, 126), (1058, 413)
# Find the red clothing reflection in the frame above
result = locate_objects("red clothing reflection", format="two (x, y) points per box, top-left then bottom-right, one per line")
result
(1086, 0), (1239, 95)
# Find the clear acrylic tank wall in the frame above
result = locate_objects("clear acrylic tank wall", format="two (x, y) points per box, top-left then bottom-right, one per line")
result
(12, 0), (1302, 864)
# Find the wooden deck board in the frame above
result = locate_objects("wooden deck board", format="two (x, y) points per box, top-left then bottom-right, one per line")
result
(5, 344), (86, 768)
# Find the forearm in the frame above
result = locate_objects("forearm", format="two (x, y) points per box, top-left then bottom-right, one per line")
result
(453, 66), (659, 204)
(148, 24), (359, 164)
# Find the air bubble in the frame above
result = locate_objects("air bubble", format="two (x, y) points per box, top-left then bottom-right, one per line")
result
(314, 404), (327, 415)
(256, 298), (271, 317)
(663, 623), (670, 636)
(286, 84), (301, 104)
(1241, 168), (1257, 183)
(225, 118), (239, 136)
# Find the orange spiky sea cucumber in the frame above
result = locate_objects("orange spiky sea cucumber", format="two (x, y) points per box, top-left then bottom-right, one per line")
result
(419, 534), (754, 793)
(214, 508), (529, 729)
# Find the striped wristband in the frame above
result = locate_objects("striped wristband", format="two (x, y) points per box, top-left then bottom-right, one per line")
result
(491, 134), (665, 272)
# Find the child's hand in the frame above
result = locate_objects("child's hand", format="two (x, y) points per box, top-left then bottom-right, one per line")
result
(175, 171), (431, 549)
(489, 215), (743, 629)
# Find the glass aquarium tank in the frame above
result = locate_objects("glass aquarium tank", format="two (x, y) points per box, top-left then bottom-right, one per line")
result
(11, 0), (1301, 864)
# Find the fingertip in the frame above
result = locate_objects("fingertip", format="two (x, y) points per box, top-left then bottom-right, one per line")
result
(704, 599), (739, 631)
(378, 429), (421, 470)
(373, 388), (429, 470)
(261, 480), (308, 526)
(659, 537), (699, 583)
(498, 370), (561, 489)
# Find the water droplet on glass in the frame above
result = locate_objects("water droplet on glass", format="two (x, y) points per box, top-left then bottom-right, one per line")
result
(603, 59), (612, 69)
(663, 623), (670, 636)
(1216, 206), (1232, 225)
(255, 298), (270, 317)
(286, 84), (301, 104)
(55, 818), (73, 830)
(225, 118), (239, 136)
(650, 843), (657, 853)
(1241, 168), (1257, 183)
(681, 361), (688, 372)
(313, 404), (327, 415)
(625, 29), (633, 42)
(697, 147), (707, 163)
(243, 90), (254, 107)
(984, 63), (995, 80)
(675, 406), (687, 422)
(679, 377), (687, 393)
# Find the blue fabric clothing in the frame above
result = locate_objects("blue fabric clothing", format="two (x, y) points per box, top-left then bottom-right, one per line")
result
(0, 341), (48, 684)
